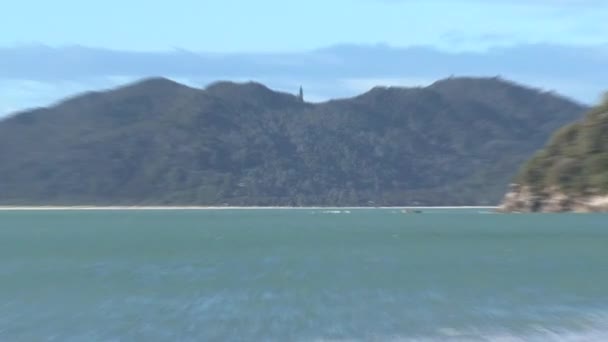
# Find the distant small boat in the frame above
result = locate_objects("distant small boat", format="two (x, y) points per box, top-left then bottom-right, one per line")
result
(401, 209), (423, 214)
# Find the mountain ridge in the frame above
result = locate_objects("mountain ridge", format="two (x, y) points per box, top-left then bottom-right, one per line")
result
(0, 76), (587, 206)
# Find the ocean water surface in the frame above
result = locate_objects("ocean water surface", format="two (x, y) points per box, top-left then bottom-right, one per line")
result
(1, 208), (607, 341)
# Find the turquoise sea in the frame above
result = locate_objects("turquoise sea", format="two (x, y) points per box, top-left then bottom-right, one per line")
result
(1, 208), (607, 341)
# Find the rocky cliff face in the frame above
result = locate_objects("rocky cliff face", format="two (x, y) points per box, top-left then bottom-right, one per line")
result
(498, 184), (608, 213)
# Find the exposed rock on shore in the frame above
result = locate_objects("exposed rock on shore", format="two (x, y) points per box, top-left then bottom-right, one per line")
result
(498, 184), (608, 213)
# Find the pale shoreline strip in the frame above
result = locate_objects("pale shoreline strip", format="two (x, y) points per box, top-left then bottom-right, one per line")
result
(0, 206), (498, 211)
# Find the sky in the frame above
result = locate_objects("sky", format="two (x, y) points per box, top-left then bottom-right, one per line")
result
(1, 0), (608, 115)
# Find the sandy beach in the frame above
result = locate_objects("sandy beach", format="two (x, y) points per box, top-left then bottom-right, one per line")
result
(0, 206), (498, 211)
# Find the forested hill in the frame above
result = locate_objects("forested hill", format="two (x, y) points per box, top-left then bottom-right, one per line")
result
(0, 77), (586, 206)
(499, 97), (608, 212)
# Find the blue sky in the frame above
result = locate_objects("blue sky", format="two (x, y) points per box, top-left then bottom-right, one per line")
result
(1, 0), (608, 115)
(2, 0), (607, 51)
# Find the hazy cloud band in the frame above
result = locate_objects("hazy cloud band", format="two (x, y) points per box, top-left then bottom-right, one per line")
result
(1, 43), (607, 115)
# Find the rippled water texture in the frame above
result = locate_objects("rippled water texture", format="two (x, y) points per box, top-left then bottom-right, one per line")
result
(1, 209), (607, 341)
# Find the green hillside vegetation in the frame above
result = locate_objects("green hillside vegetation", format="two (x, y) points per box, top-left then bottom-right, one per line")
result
(0, 77), (585, 206)
(517, 95), (608, 194)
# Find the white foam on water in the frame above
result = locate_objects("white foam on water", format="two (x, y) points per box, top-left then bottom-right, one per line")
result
(310, 312), (608, 342)
(427, 327), (608, 342)
(321, 210), (345, 214)
(313, 329), (608, 342)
